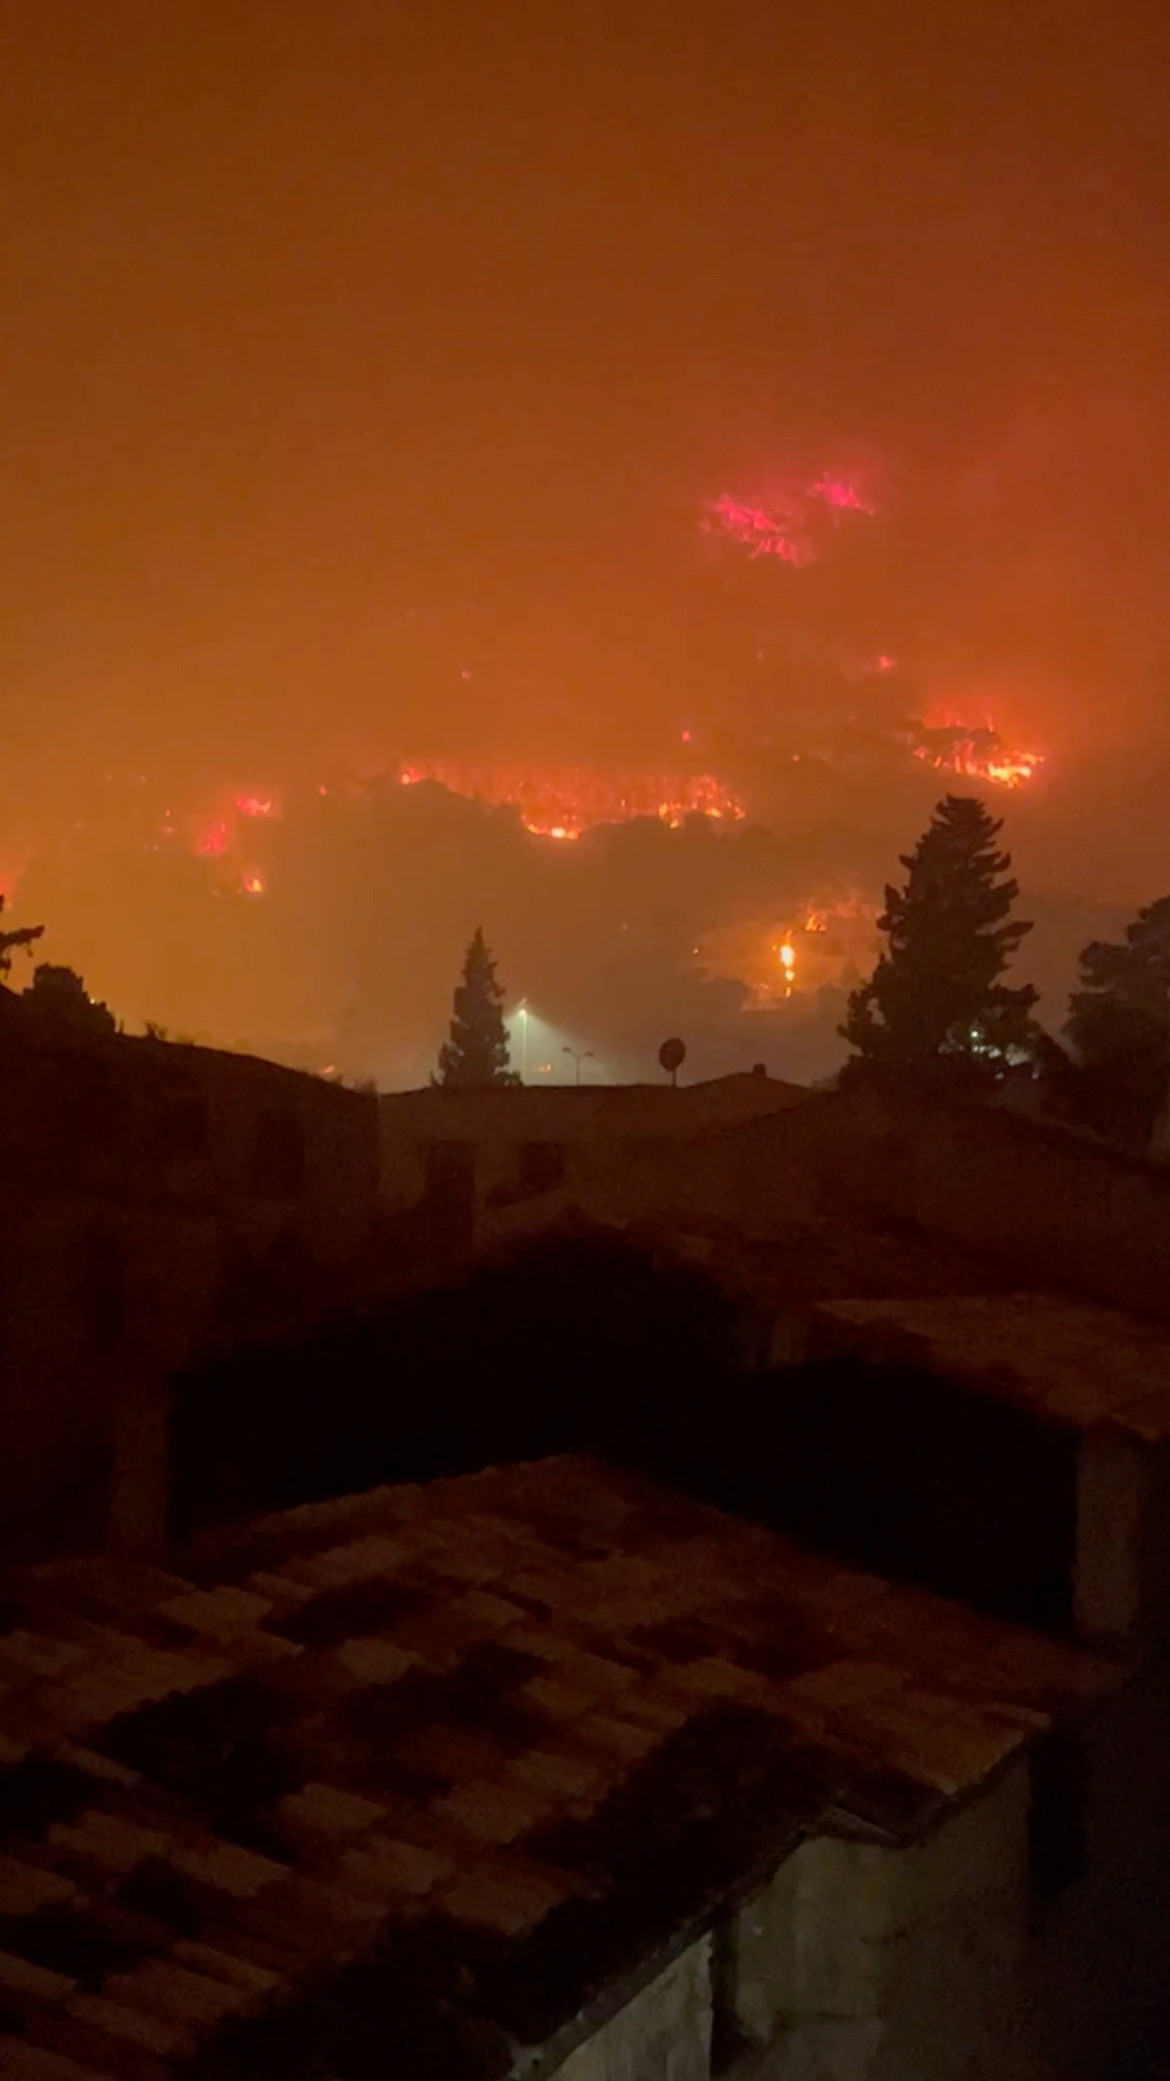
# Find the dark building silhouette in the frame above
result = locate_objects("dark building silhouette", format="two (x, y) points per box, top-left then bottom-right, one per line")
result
(0, 1018), (379, 1559)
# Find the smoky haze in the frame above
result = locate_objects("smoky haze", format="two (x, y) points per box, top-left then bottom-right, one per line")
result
(3, 1), (1170, 1077)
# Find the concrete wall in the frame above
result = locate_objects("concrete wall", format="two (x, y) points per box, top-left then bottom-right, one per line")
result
(541, 1663), (1170, 2081)
(1074, 1428), (1157, 1640)
(727, 1768), (1033, 2081)
(721, 1669), (1170, 2081)
(552, 1936), (712, 2081)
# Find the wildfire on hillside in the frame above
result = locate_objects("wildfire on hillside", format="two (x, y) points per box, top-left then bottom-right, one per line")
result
(701, 468), (877, 567)
(697, 895), (882, 1005)
(1, 719), (1045, 922)
(397, 761), (746, 839)
(910, 722), (1043, 789)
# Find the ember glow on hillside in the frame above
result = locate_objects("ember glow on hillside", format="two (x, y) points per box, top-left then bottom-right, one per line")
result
(808, 474), (875, 515)
(702, 495), (807, 564)
(164, 725), (1048, 897)
(397, 761), (746, 838)
(698, 892), (882, 1006)
(702, 470), (877, 565)
(911, 723), (1044, 790)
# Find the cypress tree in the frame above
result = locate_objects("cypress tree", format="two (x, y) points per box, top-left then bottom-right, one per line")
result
(436, 927), (519, 1087)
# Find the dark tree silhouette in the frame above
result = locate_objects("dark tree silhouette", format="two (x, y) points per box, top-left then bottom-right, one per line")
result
(435, 927), (518, 1086)
(841, 794), (1037, 1079)
(23, 963), (117, 1037)
(1064, 896), (1170, 1148)
(0, 896), (44, 981)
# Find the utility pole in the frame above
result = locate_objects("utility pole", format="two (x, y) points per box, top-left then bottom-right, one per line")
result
(562, 1045), (594, 1086)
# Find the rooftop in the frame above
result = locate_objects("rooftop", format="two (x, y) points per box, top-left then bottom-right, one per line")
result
(623, 1212), (1012, 1309)
(0, 1457), (1116, 2080)
(817, 1293), (1170, 1445)
(382, 1070), (812, 1114)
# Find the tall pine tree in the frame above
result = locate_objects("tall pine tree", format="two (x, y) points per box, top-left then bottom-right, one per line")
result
(435, 927), (519, 1087)
(1064, 896), (1170, 1146)
(841, 794), (1037, 1078)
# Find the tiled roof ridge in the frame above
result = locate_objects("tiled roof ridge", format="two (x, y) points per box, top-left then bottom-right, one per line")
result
(816, 1292), (1170, 1444)
(0, 1457), (1122, 2081)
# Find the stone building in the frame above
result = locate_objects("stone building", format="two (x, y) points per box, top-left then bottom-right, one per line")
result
(380, 1071), (809, 1228)
(0, 1027), (380, 1561)
(485, 1080), (1170, 1327)
(0, 1455), (1156, 2081)
(811, 1292), (1170, 1647)
(485, 1144), (1170, 1657)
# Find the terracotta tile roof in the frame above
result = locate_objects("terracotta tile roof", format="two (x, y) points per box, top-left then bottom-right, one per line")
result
(816, 1293), (1170, 1444)
(0, 1458), (1118, 2078)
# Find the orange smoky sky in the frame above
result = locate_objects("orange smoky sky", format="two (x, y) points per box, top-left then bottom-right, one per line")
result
(3, 0), (1170, 797)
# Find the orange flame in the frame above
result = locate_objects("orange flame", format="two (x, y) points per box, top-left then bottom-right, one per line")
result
(395, 760), (744, 838)
(913, 721), (1044, 790)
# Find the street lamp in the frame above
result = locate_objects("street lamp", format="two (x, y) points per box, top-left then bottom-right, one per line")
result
(562, 1045), (595, 1086)
(517, 1001), (529, 1082)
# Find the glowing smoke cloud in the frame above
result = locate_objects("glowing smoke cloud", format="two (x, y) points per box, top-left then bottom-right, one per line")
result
(235, 794), (281, 819)
(703, 471), (875, 564)
(702, 495), (807, 564)
(808, 474), (875, 514)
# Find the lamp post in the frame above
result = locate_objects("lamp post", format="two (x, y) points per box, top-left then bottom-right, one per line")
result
(517, 1001), (529, 1082)
(562, 1045), (595, 1086)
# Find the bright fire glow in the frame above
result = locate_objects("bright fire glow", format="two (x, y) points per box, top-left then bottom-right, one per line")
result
(235, 794), (281, 819)
(703, 494), (806, 564)
(172, 712), (1040, 902)
(912, 722), (1044, 790)
(700, 896), (882, 1007)
(809, 474), (874, 514)
(704, 469), (876, 565)
(397, 761), (745, 839)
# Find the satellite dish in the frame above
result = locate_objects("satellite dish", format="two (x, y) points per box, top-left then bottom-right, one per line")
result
(658, 1036), (686, 1085)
